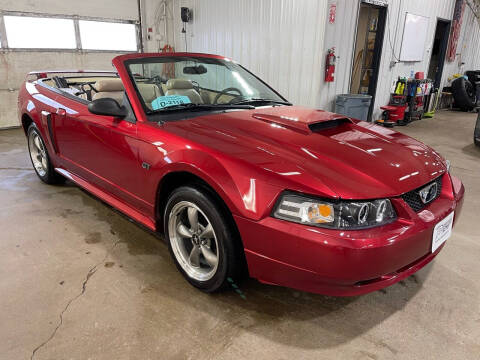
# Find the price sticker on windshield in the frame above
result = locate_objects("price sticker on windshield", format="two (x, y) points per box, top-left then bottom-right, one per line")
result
(151, 95), (191, 110)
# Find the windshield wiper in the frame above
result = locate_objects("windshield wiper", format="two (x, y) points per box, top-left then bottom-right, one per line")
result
(231, 98), (292, 106)
(147, 103), (254, 114)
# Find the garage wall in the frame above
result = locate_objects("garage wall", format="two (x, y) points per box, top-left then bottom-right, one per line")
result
(374, 0), (456, 119)
(324, 0), (480, 119)
(0, 0), (139, 129)
(453, 5), (480, 74)
(319, 0), (360, 111)
(161, 0), (329, 107)
(162, 0), (480, 120)
(2, 0), (479, 129)
(0, 0), (138, 21)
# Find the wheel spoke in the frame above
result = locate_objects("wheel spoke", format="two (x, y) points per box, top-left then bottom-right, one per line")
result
(200, 246), (218, 267)
(177, 223), (192, 238)
(199, 223), (213, 239)
(34, 136), (42, 152)
(187, 207), (199, 232)
(189, 245), (201, 267)
(41, 156), (47, 170)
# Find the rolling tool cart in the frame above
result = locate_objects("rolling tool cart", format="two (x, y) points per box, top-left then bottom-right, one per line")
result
(378, 94), (408, 127)
(376, 76), (432, 127)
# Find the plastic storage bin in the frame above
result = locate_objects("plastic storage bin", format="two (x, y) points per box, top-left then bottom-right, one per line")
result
(335, 94), (372, 121)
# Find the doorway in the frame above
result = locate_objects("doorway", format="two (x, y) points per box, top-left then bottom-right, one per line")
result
(350, 1), (387, 121)
(428, 19), (451, 89)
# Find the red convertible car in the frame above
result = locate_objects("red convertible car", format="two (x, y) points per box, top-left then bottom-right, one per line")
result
(18, 53), (464, 296)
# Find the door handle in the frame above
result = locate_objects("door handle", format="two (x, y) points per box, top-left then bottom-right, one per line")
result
(56, 108), (66, 116)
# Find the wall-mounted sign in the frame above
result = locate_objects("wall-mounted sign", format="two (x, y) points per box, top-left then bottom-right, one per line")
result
(329, 4), (336, 24)
(362, 0), (388, 7)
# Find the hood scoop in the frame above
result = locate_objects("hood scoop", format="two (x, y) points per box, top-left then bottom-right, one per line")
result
(252, 108), (353, 135)
(309, 118), (352, 133)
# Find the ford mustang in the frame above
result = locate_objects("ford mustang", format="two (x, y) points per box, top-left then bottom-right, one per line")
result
(18, 53), (465, 296)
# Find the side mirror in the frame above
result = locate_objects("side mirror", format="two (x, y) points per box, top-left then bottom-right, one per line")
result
(88, 98), (127, 118)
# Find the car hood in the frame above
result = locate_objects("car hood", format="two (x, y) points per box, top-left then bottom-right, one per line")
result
(162, 106), (447, 199)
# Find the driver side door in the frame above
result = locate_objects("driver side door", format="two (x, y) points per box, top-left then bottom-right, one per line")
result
(53, 95), (150, 215)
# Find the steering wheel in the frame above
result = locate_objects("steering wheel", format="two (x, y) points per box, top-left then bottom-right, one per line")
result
(191, 80), (201, 93)
(213, 87), (243, 104)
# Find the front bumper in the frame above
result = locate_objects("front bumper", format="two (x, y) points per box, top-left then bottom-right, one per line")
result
(235, 174), (465, 296)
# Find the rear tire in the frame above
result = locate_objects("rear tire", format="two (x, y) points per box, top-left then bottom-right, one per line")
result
(164, 185), (242, 292)
(27, 123), (64, 185)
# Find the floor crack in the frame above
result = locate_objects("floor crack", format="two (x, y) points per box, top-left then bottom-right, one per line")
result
(30, 239), (121, 360)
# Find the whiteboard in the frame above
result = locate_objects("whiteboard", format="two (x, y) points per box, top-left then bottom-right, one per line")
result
(400, 13), (430, 62)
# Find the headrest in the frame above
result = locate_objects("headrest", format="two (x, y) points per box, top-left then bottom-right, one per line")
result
(166, 79), (193, 90)
(95, 78), (124, 92)
(137, 83), (159, 100)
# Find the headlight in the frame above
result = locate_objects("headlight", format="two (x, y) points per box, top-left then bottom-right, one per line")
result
(273, 193), (397, 229)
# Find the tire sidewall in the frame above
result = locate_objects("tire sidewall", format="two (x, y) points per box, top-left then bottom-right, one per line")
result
(164, 186), (233, 292)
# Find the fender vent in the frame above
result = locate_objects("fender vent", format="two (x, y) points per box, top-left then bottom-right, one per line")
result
(308, 118), (351, 132)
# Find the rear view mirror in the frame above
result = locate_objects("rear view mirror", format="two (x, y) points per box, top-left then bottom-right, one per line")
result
(183, 65), (207, 75)
(88, 98), (127, 118)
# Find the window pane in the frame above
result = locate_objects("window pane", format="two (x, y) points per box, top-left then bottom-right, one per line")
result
(79, 21), (137, 51)
(4, 16), (76, 49)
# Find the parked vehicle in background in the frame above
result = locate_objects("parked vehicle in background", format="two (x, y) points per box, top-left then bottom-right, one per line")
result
(18, 53), (465, 296)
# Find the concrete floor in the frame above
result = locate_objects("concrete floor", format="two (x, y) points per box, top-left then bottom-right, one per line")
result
(1, 110), (479, 360)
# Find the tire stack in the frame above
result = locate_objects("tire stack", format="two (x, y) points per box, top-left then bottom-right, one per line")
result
(466, 70), (480, 107)
(452, 71), (480, 111)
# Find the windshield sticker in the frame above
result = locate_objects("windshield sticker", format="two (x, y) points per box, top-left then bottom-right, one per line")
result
(151, 95), (191, 110)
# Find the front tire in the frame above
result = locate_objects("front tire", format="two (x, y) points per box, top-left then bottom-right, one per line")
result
(164, 185), (241, 292)
(27, 124), (64, 184)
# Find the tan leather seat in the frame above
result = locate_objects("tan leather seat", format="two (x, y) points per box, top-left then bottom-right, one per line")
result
(199, 89), (212, 104)
(92, 78), (161, 108)
(165, 79), (203, 103)
(137, 83), (162, 106)
(93, 78), (124, 104)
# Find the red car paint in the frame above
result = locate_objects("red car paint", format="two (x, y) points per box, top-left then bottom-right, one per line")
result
(18, 53), (464, 296)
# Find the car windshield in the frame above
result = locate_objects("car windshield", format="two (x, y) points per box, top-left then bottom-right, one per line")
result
(127, 56), (289, 113)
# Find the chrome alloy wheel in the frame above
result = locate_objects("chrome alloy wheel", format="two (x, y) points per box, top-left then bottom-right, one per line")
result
(168, 201), (219, 281)
(29, 131), (48, 177)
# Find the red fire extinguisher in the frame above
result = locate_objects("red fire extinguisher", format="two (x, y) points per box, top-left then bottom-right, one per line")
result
(325, 47), (336, 82)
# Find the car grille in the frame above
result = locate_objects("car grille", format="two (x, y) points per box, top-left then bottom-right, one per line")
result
(401, 176), (443, 212)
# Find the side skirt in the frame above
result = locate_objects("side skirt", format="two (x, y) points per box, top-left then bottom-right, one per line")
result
(55, 167), (156, 231)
